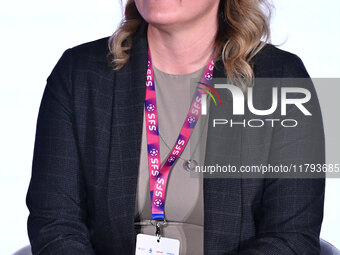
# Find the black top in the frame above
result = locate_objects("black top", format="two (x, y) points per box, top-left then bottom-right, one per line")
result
(27, 21), (325, 254)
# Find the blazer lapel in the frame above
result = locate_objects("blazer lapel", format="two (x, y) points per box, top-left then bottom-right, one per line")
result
(108, 21), (149, 244)
(113, 22), (148, 177)
(203, 61), (243, 253)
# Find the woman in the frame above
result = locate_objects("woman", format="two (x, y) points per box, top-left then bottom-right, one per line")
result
(26, 0), (325, 254)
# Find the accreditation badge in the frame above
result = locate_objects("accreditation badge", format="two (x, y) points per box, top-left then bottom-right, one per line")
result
(135, 234), (180, 255)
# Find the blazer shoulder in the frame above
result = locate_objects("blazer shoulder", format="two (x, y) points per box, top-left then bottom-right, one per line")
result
(69, 36), (111, 61)
(55, 36), (112, 73)
(253, 43), (309, 78)
(47, 36), (114, 103)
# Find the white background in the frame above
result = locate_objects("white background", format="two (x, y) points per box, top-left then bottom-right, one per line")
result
(0, 0), (339, 254)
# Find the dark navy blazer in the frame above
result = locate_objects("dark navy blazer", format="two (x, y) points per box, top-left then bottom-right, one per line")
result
(27, 22), (325, 254)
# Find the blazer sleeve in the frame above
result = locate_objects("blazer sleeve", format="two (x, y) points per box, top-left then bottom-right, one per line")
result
(238, 55), (325, 254)
(26, 49), (96, 255)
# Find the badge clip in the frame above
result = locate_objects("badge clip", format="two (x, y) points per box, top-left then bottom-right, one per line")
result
(150, 219), (167, 242)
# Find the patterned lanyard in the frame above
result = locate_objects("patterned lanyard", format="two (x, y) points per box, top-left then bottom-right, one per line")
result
(145, 49), (214, 223)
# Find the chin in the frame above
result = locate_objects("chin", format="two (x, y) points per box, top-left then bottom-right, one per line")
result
(145, 13), (183, 27)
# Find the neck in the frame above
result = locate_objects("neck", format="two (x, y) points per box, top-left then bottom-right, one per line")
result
(147, 14), (218, 74)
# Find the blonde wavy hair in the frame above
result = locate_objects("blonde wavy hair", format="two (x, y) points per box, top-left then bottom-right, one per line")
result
(108, 0), (272, 88)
